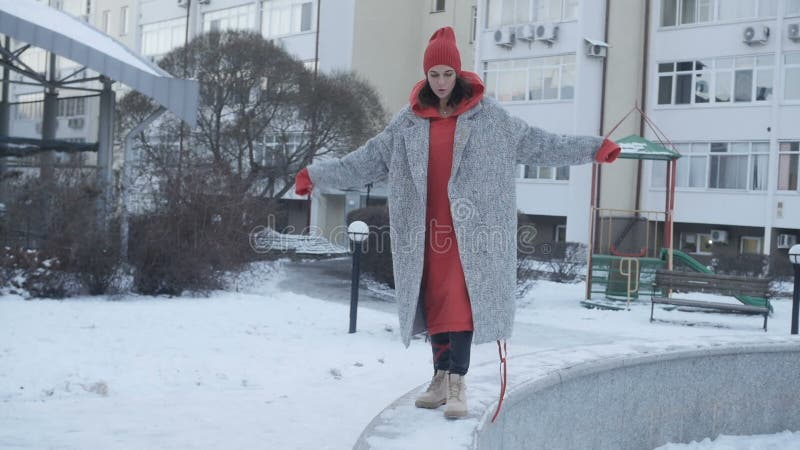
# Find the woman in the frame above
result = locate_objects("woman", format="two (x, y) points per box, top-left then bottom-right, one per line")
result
(295, 27), (620, 419)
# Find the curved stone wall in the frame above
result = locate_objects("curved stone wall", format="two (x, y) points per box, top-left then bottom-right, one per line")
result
(355, 338), (800, 450)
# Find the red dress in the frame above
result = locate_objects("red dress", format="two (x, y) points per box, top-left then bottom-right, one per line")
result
(409, 72), (485, 336)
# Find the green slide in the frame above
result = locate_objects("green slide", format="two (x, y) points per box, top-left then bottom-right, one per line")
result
(659, 248), (771, 311)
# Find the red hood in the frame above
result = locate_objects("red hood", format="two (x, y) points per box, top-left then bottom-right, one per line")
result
(410, 71), (485, 119)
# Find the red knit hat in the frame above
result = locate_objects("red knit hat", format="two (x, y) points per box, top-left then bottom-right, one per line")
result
(423, 27), (462, 75)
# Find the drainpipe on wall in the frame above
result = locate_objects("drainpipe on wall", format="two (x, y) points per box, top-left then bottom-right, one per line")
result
(636, 0), (650, 215)
(586, 0), (612, 300)
(764, 1), (786, 258)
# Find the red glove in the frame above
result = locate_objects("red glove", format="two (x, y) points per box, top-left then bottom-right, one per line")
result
(295, 167), (313, 195)
(595, 138), (621, 163)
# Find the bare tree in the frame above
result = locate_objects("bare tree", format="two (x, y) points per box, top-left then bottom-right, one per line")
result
(119, 30), (387, 204)
(115, 30), (388, 294)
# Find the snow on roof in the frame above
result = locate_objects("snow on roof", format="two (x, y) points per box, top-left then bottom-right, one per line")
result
(0, 0), (198, 126)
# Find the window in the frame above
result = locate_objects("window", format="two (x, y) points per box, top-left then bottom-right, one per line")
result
(563, 0), (578, 19)
(661, 0), (713, 26)
(533, 0), (563, 22)
(18, 46), (47, 75)
(677, 143), (707, 187)
(486, 0), (577, 28)
(203, 4), (257, 32)
(57, 97), (86, 117)
(102, 9), (111, 33)
(469, 5), (478, 43)
(555, 224), (566, 242)
(740, 236), (763, 255)
(432, 0), (446, 13)
(657, 55), (773, 106)
(778, 142), (799, 191)
(14, 93), (43, 121)
(785, 53), (800, 101)
(484, 54), (575, 103)
(661, 0), (677, 26)
(661, 0), (776, 26)
(652, 141), (769, 191)
(697, 233), (713, 254)
(709, 142), (748, 189)
(262, 0), (315, 37)
(679, 232), (713, 254)
(141, 17), (187, 58)
(521, 164), (569, 180)
(120, 6), (129, 35)
(263, 132), (304, 166)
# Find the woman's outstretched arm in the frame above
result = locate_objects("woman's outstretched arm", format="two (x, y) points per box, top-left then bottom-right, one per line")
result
(296, 126), (394, 195)
(506, 112), (620, 167)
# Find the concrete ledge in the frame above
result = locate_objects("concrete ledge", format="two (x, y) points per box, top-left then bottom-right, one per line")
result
(354, 336), (800, 450)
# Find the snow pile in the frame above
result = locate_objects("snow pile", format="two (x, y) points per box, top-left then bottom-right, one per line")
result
(250, 227), (349, 255)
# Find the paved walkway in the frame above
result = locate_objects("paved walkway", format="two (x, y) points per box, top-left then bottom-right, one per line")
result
(277, 256), (617, 349)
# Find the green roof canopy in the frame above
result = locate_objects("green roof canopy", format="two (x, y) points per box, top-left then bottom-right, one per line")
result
(616, 135), (681, 161)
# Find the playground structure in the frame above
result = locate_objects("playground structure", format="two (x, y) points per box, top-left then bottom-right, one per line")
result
(583, 115), (770, 311)
(583, 132), (679, 309)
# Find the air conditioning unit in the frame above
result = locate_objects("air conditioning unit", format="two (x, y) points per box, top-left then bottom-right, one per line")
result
(789, 23), (800, 42)
(710, 229), (728, 243)
(777, 234), (797, 249)
(584, 38), (608, 58)
(493, 27), (515, 47)
(534, 23), (559, 44)
(743, 25), (769, 45)
(516, 24), (536, 42)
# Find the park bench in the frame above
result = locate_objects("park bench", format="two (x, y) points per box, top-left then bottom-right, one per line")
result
(650, 270), (771, 331)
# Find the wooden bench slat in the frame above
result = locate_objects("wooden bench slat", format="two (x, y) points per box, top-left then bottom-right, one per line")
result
(650, 270), (771, 331)
(652, 297), (769, 314)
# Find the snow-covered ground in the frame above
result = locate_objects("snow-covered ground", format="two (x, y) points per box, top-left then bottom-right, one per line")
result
(1, 258), (798, 449)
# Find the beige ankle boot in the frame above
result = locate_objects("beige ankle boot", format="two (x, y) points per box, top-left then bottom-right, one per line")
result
(415, 369), (448, 409)
(444, 373), (468, 418)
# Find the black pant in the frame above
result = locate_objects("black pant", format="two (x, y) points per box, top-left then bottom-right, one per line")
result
(429, 331), (473, 376)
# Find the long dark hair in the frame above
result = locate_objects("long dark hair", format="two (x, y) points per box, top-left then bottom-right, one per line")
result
(416, 75), (474, 108)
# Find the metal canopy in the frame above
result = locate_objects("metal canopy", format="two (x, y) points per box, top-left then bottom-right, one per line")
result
(0, 0), (198, 126)
(616, 134), (682, 161)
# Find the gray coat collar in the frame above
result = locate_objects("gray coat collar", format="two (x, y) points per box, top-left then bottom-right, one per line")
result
(398, 99), (487, 204)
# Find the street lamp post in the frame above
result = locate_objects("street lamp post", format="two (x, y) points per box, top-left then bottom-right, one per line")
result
(347, 221), (370, 334)
(789, 244), (800, 335)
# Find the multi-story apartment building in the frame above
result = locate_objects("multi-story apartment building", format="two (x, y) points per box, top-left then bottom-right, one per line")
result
(476, 0), (611, 246)
(5, 0), (100, 169)
(643, 0), (800, 266)
(475, 0), (800, 270)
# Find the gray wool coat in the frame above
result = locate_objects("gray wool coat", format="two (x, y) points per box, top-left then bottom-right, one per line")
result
(306, 96), (605, 347)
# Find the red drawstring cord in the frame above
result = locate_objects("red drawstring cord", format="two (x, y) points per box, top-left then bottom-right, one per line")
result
(491, 339), (508, 423)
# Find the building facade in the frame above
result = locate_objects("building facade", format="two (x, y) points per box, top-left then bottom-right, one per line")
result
(474, 0), (799, 271)
(475, 0), (612, 247)
(643, 0), (800, 268)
